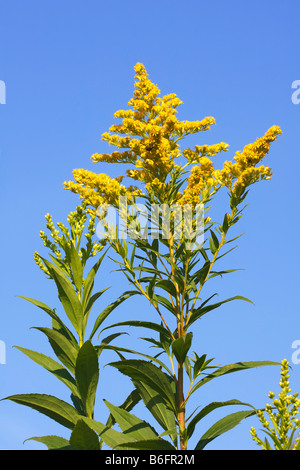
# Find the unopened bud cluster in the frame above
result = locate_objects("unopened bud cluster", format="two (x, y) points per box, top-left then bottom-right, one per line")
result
(34, 206), (104, 284)
(250, 359), (300, 450)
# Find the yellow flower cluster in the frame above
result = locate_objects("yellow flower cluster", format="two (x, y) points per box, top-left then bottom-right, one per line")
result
(64, 169), (140, 209)
(183, 142), (230, 164)
(174, 116), (216, 137)
(64, 62), (281, 212)
(65, 63), (224, 207)
(214, 125), (282, 199)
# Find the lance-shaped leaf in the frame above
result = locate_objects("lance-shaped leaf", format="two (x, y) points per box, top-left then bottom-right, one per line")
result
(95, 343), (173, 375)
(186, 399), (255, 440)
(102, 320), (173, 341)
(26, 435), (71, 450)
(193, 354), (212, 378)
(187, 295), (253, 328)
(83, 417), (137, 449)
(209, 230), (219, 255)
(14, 346), (78, 397)
(70, 419), (100, 450)
(89, 292), (139, 340)
(104, 400), (159, 441)
(48, 253), (71, 279)
(41, 257), (83, 335)
(96, 332), (128, 357)
(75, 341), (99, 418)
(171, 333), (193, 365)
(104, 396), (176, 451)
(83, 287), (109, 332)
(192, 260), (210, 286)
(191, 360), (280, 396)
(208, 268), (242, 280)
(195, 409), (256, 450)
(66, 243), (84, 293)
(132, 380), (177, 447)
(81, 250), (108, 312)
(155, 295), (176, 316)
(17, 296), (78, 347)
(3, 394), (81, 430)
(155, 279), (177, 298)
(108, 360), (177, 413)
(33, 327), (78, 375)
(100, 388), (141, 449)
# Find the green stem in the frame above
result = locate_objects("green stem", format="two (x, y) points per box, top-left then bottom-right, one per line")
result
(169, 235), (186, 450)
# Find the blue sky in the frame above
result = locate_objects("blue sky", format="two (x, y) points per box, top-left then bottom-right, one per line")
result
(1, 0), (300, 450)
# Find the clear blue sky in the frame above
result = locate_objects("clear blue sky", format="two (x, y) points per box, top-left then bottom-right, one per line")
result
(1, 0), (300, 450)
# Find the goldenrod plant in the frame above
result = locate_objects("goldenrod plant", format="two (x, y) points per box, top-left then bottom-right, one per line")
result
(61, 63), (282, 450)
(4, 64), (283, 450)
(250, 359), (300, 450)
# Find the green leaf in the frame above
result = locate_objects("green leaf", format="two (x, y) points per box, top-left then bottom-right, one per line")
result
(187, 295), (253, 328)
(4, 394), (81, 430)
(155, 295), (176, 315)
(102, 320), (173, 341)
(208, 269), (242, 280)
(67, 243), (84, 293)
(48, 253), (71, 279)
(146, 275), (156, 299)
(82, 417), (137, 449)
(187, 399), (254, 439)
(221, 213), (230, 233)
(70, 419), (100, 450)
(17, 296), (78, 347)
(97, 332), (127, 356)
(209, 230), (219, 254)
(193, 260), (210, 286)
(96, 343), (173, 375)
(108, 360), (177, 412)
(26, 435), (71, 450)
(33, 327), (78, 375)
(85, 287), (109, 312)
(83, 287), (110, 331)
(155, 279), (177, 298)
(191, 360), (281, 395)
(41, 257), (83, 335)
(195, 409), (256, 450)
(171, 333), (193, 365)
(89, 292), (138, 340)
(100, 388), (141, 449)
(104, 400), (159, 441)
(184, 356), (192, 381)
(75, 341), (99, 418)
(193, 354), (208, 378)
(132, 380), (177, 447)
(14, 346), (78, 397)
(82, 250), (108, 312)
